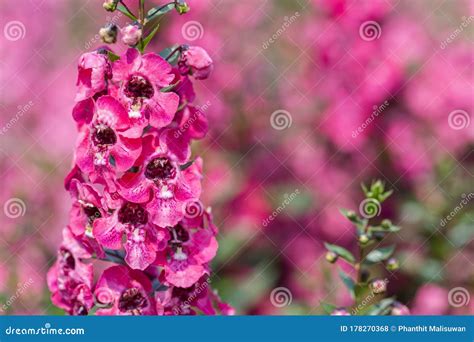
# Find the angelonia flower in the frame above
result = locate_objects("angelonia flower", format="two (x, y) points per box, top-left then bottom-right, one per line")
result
(48, 1), (232, 316)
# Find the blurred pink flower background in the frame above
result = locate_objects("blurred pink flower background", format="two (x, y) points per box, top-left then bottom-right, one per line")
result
(0, 0), (472, 315)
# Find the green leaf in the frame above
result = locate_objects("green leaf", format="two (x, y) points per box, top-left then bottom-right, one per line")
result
(117, 4), (137, 21)
(324, 242), (355, 264)
(147, 3), (175, 21)
(107, 51), (120, 62)
(160, 79), (181, 93)
(320, 301), (336, 314)
(364, 245), (395, 264)
(159, 45), (181, 65)
(338, 269), (355, 299)
(140, 24), (160, 52)
(180, 160), (195, 171)
(366, 298), (395, 315)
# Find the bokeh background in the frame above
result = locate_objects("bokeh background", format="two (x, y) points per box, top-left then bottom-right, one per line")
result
(0, 0), (473, 315)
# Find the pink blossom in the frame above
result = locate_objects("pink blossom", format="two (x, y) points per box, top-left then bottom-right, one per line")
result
(121, 25), (143, 46)
(179, 46), (213, 80)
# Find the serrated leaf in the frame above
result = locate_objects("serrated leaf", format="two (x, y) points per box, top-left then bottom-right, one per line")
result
(147, 3), (175, 21)
(320, 301), (336, 314)
(364, 245), (395, 264)
(324, 242), (355, 264)
(338, 269), (355, 299)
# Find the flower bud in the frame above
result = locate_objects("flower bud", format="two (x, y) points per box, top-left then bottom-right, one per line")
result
(370, 278), (387, 294)
(121, 25), (142, 46)
(331, 308), (350, 315)
(175, 0), (190, 14)
(358, 233), (370, 245)
(178, 46), (213, 80)
(381, 219), (392, 229)
(103, 0), (118, 11)
(325, 251), (338, 264)
(99, 24), (118, 44)
(386, 257), (399, 271)
(346, 210), (358, 221)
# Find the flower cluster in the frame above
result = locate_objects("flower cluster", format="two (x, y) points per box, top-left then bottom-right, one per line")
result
(48, 1), (231, 316)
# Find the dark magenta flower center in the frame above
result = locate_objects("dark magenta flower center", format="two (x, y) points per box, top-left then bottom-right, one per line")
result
(174, 225), (190, 243)
(72, 302), (88, 316)
(118, 203), (148, 226)
(92, 124), (117, 146)
(145, 157), (176, 180)
(83, 205), (101, 223)
(118, 287), (147, 313)
(124, 75), (154, 99)
(59, 248), (75, 270)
